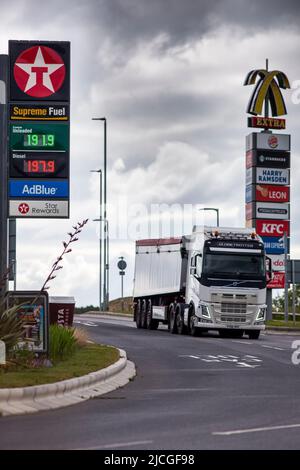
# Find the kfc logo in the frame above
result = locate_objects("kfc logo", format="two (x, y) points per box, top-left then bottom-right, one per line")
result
(256, 219), (289, 236)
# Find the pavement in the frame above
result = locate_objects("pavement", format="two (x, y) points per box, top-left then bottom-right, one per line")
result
(0, 313), (300, 449)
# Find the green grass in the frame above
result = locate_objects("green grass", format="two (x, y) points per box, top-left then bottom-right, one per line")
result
(266, 320), (300, 328)
(0, 344), (119, 389)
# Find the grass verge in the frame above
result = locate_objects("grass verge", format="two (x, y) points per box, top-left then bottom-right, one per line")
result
(266, 320), (300, 328)
(0, 344), (119, 389)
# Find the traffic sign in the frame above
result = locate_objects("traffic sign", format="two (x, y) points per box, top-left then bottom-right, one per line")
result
(118, 259), (127, 271)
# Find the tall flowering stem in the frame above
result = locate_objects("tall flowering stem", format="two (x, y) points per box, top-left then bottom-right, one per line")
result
(40, 219), (89, 292)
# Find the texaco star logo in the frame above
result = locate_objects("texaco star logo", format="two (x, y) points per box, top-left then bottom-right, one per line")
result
(14, 46), (66, 98)
(18, 203), (30, 215)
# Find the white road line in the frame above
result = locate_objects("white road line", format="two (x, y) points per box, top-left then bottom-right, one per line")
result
(261, 345), (285, 351)
(178, 355), (200, 359)
(82, 322), (97, 327)
(79, 440), (153, 450)
(232, 340), (253, 345)
(213, 423), (300, 436)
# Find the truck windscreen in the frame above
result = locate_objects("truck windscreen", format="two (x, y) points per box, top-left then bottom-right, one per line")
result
(202, 252), (265, 278)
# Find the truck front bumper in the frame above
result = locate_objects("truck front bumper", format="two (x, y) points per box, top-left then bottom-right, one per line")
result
(193, 318), (265, 331)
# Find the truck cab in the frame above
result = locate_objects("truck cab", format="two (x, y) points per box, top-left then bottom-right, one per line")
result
(185, 226), (268, 339)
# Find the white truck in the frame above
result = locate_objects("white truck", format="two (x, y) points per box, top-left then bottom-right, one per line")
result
(133, 226), (270, 339)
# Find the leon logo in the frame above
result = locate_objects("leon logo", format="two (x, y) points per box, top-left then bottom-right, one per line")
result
(14, 46), (66, 98)
(18, 202), (30, 214)
(268, 135), (278, 149)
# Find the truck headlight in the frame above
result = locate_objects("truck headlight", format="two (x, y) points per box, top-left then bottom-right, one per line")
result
(256, 307), (266, 321)
(201, 305), (211, 318)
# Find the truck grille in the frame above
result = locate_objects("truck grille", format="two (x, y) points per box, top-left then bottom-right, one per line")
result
(220, 316), (246, 323)
(221, 303), (247, 314)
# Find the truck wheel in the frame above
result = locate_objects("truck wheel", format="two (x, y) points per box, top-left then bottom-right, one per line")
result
(248, 330), (260, 340)
(146, 301), (159, 330)
(141, 300), (148, 329)
(169, 305), (177, 334)
(135, 300), (142, 329)
(176, 305), (186, 335)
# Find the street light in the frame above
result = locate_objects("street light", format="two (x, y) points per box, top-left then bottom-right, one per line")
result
(91, 169), (102, 311)
(92, 117), (109, 311)
(198, 207), (219, 227)
(93, 218), (109, 311)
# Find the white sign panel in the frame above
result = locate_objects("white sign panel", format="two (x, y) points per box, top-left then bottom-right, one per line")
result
(256, 168), (289, 185)
(246, 133), (291, 151)
(256, 133), (290, 151)
(269, 254), (285, 272)
(256, 202), (289, 220)
(9, 200), (69, 218)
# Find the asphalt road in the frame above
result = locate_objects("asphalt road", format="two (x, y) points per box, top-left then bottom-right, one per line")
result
(0, 314), (300, 450)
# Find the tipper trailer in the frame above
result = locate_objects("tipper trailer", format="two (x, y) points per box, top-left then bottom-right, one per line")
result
(133, 226), (270, 339)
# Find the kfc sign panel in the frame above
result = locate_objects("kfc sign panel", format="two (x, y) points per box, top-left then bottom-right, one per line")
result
(256, 219), (289, 237)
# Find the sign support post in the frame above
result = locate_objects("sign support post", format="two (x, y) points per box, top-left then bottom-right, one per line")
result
(284, 231), (289, 322)
(0, 55), (8, 297)
(292, 259), (296, 324)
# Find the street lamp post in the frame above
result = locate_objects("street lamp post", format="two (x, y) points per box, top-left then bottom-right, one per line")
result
(91, 170), (103, 311)
(198, 207), (219, 227)
(92, 117), (109, 311)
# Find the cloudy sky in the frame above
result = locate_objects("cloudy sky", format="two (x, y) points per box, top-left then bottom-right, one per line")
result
(1, 0), (300, 306)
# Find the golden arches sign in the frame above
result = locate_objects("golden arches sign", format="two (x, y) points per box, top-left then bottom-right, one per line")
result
(244, 69), (290, 116)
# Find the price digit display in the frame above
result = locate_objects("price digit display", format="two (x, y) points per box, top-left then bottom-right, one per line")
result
(24, 134), (55, 148)
(23, 160), (56, 173)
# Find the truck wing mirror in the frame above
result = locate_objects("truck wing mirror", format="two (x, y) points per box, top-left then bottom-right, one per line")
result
(266, 256), (273, 282)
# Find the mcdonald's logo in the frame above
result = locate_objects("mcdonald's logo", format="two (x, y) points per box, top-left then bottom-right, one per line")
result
(244, 69), (290, 116)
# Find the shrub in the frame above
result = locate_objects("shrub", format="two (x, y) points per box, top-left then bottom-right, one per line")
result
(49, 325), (78, 362)
(73, 327), (89, 347)
(0, 304), (25, 355)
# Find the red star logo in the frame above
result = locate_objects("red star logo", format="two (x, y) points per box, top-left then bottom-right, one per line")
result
(14, 46), (66, 98)
(18, 203), (30, 214)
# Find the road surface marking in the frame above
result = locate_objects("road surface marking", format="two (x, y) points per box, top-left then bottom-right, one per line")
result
(82, 322), (98, 327)
(232, 340), (252, 345)
(79, 440), (153, 450)
(179, 355), (201, 359)
(213, 423), (300, 436)
(261, 345), (284, 351)
(178, 354), (262, 368)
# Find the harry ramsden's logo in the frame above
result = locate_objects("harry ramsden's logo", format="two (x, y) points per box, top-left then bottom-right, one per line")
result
(244, 69), (290, 116)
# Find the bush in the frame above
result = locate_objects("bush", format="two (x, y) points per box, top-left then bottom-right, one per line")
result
(0, 305), (25, 355)
(49, 325), (78, 362)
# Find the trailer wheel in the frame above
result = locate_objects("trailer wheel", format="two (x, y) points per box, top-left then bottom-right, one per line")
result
(135, 300), (142, 329)
(141, 300), (148, 329)
(169, 304), (177, 334)
(146, 300), (159, 330)
(248, 330), (260, 340)
(176, 304), (186, 335)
